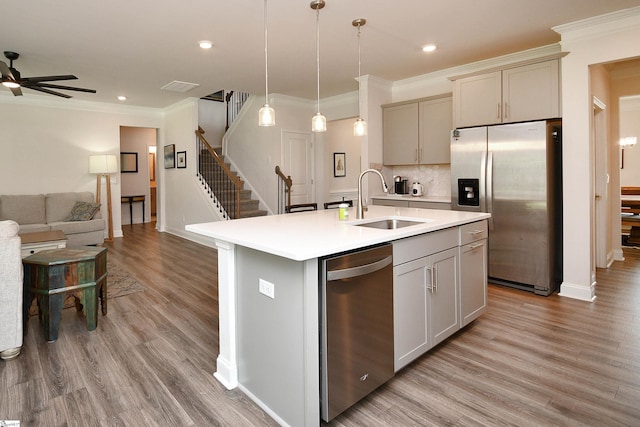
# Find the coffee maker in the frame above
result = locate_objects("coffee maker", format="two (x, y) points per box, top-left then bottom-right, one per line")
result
(393, 176), (408, 194)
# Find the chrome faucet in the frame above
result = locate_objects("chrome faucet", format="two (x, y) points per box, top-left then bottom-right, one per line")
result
(357, 169), (389, 219)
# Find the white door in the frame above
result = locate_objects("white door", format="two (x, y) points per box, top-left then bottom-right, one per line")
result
(282, 130), (314, 205)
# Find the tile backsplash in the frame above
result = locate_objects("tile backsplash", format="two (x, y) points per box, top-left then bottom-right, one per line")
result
(383, 164), (451, 197)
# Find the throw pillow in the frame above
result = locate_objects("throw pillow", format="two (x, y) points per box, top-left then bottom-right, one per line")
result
(64, 201), (101, 221)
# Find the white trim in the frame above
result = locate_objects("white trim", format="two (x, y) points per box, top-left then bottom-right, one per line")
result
(553, 6), (640, 43)
(213, 239), (239, 389)
(558, 280), (596, 301)
(613, 248), (625, 261)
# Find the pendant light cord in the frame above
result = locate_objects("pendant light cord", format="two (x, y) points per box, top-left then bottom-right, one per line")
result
(316, 7), (321, 114)
(357, 23), (361, 116)
(264, 0), (269, 103)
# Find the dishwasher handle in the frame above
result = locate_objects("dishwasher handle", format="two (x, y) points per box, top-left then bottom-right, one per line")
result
(327, 255), (392, 281)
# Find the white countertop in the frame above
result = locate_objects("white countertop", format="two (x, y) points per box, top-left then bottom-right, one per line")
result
(371, 194), (452, 203)
(186, 205), (489, 261)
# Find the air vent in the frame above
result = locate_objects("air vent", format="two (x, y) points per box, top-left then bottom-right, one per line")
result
(161, 81), (200, 93)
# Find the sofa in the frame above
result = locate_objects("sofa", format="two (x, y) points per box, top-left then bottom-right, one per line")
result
(0, 220), (23, 360)
(0, 192), (105, 246)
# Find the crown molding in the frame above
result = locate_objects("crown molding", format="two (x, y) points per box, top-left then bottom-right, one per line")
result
(552, 6), (640, 43)
(0, 90), (163, 117)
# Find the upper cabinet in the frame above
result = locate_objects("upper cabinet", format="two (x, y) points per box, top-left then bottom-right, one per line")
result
(453, 59), (560, 128)
(383, 94), (452, 166)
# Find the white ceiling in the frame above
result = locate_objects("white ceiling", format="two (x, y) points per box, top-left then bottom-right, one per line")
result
(2, 0), (640, 108)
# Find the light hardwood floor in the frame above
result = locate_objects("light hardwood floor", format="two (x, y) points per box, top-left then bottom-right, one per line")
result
(1, 225), (639, 426)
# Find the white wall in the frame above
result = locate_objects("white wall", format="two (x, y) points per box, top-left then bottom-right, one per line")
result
(620, 95), (640, 185)
(162, 99), (220, 244)
(554, 7), (640, 300)
(324, 118), (361, 204)
(225, 94), (316, 213)
(0, 94), (163, 239)
(198, 99), (226, 147)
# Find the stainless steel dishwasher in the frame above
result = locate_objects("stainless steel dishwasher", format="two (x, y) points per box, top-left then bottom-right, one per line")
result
(320, 243), (394, 422)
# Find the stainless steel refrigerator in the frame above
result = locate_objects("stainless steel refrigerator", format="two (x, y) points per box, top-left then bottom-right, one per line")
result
(450, 120), (562, 295)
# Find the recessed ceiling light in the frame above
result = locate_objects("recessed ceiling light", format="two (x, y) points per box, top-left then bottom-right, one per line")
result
(422, 44), (437, 53)
(117, 96), (127, 101)
(199, 40), (213, 49)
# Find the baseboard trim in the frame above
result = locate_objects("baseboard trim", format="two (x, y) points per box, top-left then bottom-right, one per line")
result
(559, 281), (596, 301)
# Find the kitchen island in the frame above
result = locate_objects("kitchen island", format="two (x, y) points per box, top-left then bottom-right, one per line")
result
(186, 205), (490, 426)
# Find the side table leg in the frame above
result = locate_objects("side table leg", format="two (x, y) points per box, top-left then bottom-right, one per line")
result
(82, 287), (98, 331)
(44, 293), (65, 342)
(99, 279), (108, 315)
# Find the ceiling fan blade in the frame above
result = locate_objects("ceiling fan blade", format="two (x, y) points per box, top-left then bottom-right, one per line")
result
(21, 75), (78, 83)
(0, 60), (14, 78)
(34, 82), (97, 93)
(9, 86), (23, 96)
(25, 85), (72, 99)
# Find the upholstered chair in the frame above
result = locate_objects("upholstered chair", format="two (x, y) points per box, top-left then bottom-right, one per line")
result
(0, 220), (23, 360)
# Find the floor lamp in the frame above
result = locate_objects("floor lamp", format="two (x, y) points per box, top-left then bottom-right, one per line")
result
(89, 154), (118, 242)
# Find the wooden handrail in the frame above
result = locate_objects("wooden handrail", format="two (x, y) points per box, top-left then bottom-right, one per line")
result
(196, 127), (243, 219)
(275, 165), (292, 213)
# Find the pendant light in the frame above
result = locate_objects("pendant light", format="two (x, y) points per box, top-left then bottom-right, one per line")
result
(352, 18), (367, 136)
(258, 0), (275, 126)
(310, 0), (326, 132)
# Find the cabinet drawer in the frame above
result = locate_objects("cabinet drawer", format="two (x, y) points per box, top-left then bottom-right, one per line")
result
(393, 227), (458, 265)
(459, 220), (488, 245)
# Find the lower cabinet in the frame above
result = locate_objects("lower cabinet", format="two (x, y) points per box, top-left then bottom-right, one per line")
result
(393, 220), (488, 372)
(459, 238), (487, 327)
(393, 241), (459, 371)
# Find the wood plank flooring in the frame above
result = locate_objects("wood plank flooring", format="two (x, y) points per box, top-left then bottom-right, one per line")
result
(1, 224), (639, 426)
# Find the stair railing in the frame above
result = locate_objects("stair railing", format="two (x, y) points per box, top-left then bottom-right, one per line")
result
(225, 91), (250, 131)
(196, 127), (242, 219)
(275, 166), (292, 214)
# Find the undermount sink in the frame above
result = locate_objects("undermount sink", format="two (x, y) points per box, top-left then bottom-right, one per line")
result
(351, 217), (431, 230)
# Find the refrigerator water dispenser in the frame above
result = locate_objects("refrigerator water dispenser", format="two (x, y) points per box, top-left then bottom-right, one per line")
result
(457, 179), (479, 206)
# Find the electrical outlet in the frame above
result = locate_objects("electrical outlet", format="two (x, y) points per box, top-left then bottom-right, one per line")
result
(259, 278), (275, 299)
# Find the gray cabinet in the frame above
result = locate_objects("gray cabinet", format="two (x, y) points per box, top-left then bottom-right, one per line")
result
(383, 94), (452, 166)
(392, 228), (459, 371)
(458, 221), (488, 327)
(453, 59), (560, 128)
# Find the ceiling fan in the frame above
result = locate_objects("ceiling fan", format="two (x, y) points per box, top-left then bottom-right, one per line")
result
(0, 51), (96, 99)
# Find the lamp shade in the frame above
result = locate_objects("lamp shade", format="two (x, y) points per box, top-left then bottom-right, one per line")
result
(89, 154), (118, 174)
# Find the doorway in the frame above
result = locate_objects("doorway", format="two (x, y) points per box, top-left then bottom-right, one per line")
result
(119, 126), (158, 228)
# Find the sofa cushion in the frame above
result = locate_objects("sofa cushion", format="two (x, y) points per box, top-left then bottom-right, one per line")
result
(50, 218), (105, 235)
(64, 201), (101, 221)
(45, 192), (98, 223)
(0, 194), (46, 225)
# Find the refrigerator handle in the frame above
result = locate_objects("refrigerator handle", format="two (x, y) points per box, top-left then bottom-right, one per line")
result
(486, 151), (494, 230)
(480, 150), (487, 213)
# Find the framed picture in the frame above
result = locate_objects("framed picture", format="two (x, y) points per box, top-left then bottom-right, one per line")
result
(177, 151), (187, 168)
(334, 152), (346, 177)
(120, 152), (138, 173)
(164, 144), (175, 169)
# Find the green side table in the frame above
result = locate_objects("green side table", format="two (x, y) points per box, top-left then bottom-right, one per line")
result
(23, 246), (107, 342)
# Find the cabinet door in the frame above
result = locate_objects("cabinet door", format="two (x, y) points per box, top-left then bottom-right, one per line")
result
(393, 257), (429, 371)
(502, 60), (559, 123)
(419, 96), (452, 164)
(453, 71), (502, 128)
(459, 239), (487, 327)
(428, 247), (459, 346)
(383, 103), (419, 165)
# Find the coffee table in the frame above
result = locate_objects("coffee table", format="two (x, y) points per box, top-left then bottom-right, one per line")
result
(23, 246), (108, 342)
(21, 230), (67, 258)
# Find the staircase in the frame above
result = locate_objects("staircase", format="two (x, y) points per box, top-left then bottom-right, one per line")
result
(198, 147), (267, 219)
